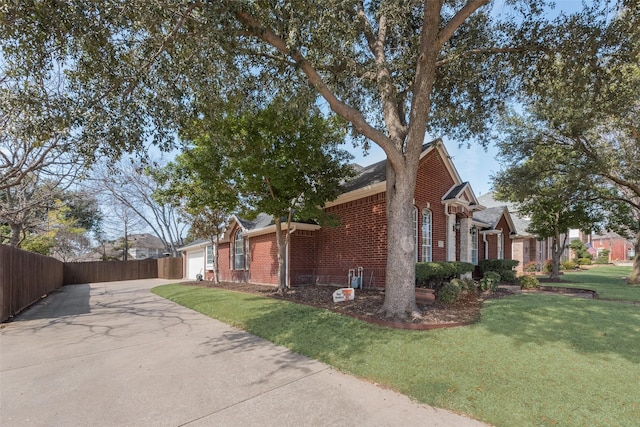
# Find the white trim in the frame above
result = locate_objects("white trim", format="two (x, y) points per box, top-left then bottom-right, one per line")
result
(324, 182), (386, 208)
(244, 222), (321, 238)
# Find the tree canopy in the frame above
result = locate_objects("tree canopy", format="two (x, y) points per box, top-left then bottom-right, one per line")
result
(2, 0), (628, 315)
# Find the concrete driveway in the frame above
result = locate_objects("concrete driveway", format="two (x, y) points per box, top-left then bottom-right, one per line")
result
(1, 279), (486, 426)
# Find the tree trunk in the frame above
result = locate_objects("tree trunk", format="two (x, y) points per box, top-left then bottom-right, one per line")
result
(9, 222), (21, 247)
(212, 235), (220, 285)
(378, 166), (420, 319)
(274, 217), (287, 294)
(630, 231), (640, 284)
(549, 232), (566, 280)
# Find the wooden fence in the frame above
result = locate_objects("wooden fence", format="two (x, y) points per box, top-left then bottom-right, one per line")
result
(1, 244), (184, 322)
(1, 244), (64, 323)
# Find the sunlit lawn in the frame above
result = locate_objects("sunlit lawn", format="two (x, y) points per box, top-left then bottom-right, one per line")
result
(550, 265), (638, 301)
(153, 267), (640, 427)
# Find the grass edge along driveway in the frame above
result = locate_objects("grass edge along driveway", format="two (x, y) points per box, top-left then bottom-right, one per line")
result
(153, 269), (640, 427)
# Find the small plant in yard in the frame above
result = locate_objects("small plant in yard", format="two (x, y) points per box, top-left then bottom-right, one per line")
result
(519, 274), (540, 289)
(577, 257), (592, 265)
(523, 261), (539, 272)
(436, 281), (461, 304)
(479, 271), (500, 292)
(452, 277), (477, 294)
(562, 260), (577, 270)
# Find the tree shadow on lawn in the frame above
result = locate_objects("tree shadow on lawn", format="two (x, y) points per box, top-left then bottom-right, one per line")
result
(481, 294), (640, 364)
(233, 295), (396, 365)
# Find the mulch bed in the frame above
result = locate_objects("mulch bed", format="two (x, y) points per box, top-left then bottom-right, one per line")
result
(178, 280), (515, 330)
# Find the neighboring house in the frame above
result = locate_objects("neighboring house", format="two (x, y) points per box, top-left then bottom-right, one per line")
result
(127, 233), (168, 259)
(181, 140), (516, 287)
(590, 232), (636, 262)
(477, 192), (591, 271)
(88, 233), (168, 261)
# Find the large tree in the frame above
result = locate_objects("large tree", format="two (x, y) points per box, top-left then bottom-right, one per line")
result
(495, 2), (640, 282)
(1, 1), (618, 317)
(493, 143), (605, 279)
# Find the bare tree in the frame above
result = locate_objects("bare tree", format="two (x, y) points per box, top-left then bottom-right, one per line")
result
(89, 159), (187, 256)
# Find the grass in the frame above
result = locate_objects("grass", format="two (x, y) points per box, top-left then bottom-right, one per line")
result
(153, 268), (640, 427)
(550, 265), (639, 301)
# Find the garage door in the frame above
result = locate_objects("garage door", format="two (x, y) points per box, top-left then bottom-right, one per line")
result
(186, 250), (204, 280)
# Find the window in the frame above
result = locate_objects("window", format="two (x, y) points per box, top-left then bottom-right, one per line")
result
(471, 228), (478, 265)
(234, 231), (244, 270)
(421, 209), (432, 262)
(497, 232), (504, 259)
(206, 245), (214, 269)
(413, 207), (418, 262)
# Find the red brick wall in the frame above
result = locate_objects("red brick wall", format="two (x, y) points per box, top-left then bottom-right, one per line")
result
(414, 150), (456, 262)
(290, 230), (317, 285)
(480, 215), (514, 262)
(314, 148), (457, 287)
(316, 192), (388, 287)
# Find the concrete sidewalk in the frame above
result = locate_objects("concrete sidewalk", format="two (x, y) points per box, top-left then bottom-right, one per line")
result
(1, 279), (487, 426)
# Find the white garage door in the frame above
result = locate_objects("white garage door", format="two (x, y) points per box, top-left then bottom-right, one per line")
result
(186, 250), (204, 280)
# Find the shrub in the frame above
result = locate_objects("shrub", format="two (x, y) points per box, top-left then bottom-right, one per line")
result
(542, 259), (553, 273)
(523, 261), (539, 272)
(500, 270), (518, 284)
(478, 259), (520, 275)
(595, 249), (610, 264)
(479, 271), (500, 292)
(519, 275), (540, 289)
(577, 257), (592, 265)
(451, 277), (477, 294)
(562, 260), (577, 270)
(415, 261), (474, 290)
(437, 282), (461, 304)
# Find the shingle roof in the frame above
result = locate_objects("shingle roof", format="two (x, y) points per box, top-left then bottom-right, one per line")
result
(472, 206), (506, 229)
(475, 192), (532, 236)
(342, 141), (437, 193)
(443, 183), (468, 201)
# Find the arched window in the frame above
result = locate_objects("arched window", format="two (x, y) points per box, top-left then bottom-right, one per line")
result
(234, 230), (244, 270)
(421, 209), (432, 262)
(413, 207), (418, 262)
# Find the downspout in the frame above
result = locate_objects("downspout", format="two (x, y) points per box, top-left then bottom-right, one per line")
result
(483, 232), (489, 260)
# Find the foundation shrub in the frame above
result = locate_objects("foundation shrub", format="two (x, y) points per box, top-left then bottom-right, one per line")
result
(523, 261), (539, 272)
(436, 281), (461, 304)
(479, 271), (501, 292)
(519, 275), (540, 289)
(415, 261), (474, 290)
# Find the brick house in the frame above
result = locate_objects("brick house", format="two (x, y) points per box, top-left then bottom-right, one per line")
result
(181, 140), (516, 287)
(590, 232), (636, 262)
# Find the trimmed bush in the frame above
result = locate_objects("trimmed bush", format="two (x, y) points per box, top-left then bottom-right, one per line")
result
(478, 259), (519, 275)
(562, 260), (577, 270)
(415, 261), (474, 290)
(542, 259), (553, 273)
(595, 249), (610, 264)
(479, 271), (500, 292)
(479, 259), (519, 283)
(523, 261), (539, 272)
(500, 270), (518, 284)
(577, 257), (592, 265)
(437, 282), (461, 305)
(519, 275), (540, 289)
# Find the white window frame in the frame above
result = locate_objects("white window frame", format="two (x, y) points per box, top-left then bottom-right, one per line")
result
(421, 209), (432, 262)
(206, 245), (214, 270)
(234, 231), (245, 270)
(471, 229), (478, 265)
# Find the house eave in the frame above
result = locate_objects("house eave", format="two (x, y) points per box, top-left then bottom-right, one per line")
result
(243, 222), (322, 238)
(324, 182), (386, 208)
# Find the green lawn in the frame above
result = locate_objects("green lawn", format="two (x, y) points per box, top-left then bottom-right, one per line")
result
(153, 268), (640, 427)
(551, 265), (638, 301)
